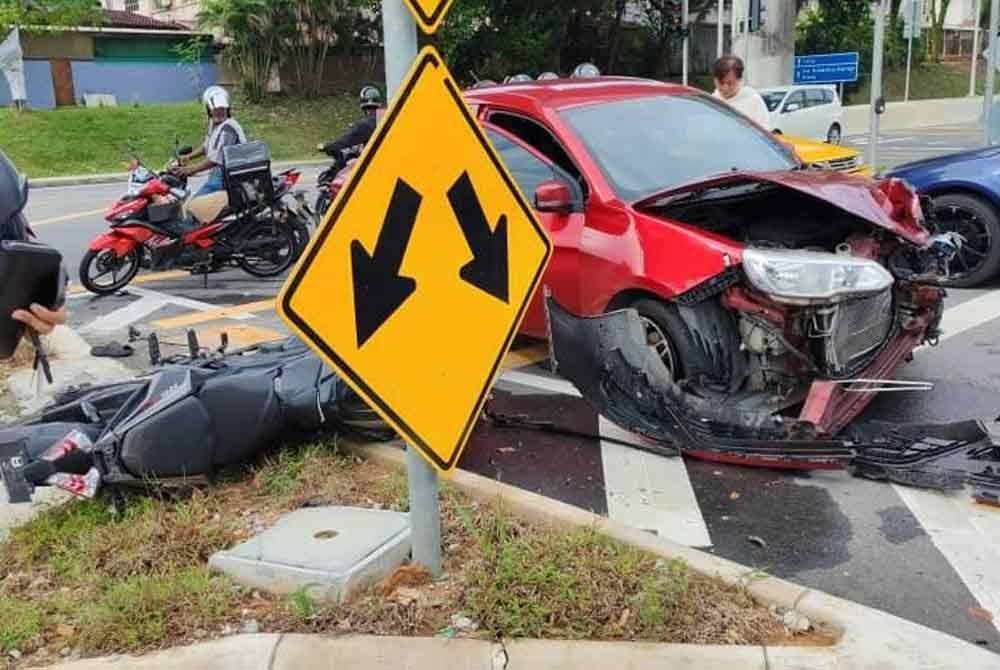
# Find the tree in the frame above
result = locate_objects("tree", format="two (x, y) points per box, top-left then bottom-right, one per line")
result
(199, 0), (285, 103)
(928, 0), (952, 62)
(282, 0), (348, 98)
(0, 0), (102, 32)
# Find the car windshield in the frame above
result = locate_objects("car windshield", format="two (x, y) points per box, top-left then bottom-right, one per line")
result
(560, 94), (796, 202)
(761, 90), (788, 112)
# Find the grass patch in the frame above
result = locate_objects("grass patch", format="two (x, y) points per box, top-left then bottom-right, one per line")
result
(0, 595), (41, 653)
(0, 94), (358, 178)
(0, 444), (812, 663)
(850, 61), (986, 105)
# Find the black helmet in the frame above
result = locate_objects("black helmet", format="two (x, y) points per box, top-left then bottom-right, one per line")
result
(0, 150), (28, 233)
(359, 85), (382, 110)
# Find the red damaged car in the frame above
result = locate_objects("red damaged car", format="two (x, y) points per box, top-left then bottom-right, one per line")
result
(466, 78), (957, 440)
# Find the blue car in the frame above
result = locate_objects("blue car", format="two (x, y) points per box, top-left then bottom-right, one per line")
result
(889, 146), (1000, 287)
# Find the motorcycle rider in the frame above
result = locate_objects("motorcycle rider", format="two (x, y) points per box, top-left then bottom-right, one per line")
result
(317, 86), (382, 169)
(171, 86), (247, 236)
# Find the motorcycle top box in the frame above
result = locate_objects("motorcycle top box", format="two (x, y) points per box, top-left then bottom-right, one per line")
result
(223, 140), (273, 210)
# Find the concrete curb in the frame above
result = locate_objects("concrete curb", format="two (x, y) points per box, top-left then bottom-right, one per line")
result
(350, 442), (1000, 669)
(35, 442), (1000, 669)
(30, 160), (330, 189)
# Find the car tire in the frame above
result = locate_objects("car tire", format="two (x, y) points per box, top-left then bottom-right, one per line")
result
(931, 192), (1000, 288)
(631, 298), (743, 390)
(826, 123), (842, 145)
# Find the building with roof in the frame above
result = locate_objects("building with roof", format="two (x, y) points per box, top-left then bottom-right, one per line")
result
(0, 9), (216, 109)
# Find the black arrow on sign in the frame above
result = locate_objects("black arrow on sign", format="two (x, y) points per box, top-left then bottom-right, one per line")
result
(448, 171), (510, 303)
(350, 178), (421, 348)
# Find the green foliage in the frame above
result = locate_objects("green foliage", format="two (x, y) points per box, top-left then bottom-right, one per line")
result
(198, 0), (285, 102)
(0, 0), (102, 32)
(288, 587), (316, 621)
(0, 596), (41, 653)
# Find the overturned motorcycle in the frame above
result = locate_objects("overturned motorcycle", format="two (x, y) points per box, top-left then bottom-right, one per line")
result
(543, 295), (1000, 506)
(0, 337), (385, 505)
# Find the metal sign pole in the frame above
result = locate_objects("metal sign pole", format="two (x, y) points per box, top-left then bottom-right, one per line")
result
(985, 0), (999, 145)
(717, 0), (724, 58)
(869, 0), (888, 171)
(904, 0), (916, 102)
(972, 0), (982, 96)
(382, 0), (443, 577)
(682, 0), (690, 86)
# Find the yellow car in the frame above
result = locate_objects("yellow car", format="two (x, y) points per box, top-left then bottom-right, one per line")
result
(779, 134), (872, 177)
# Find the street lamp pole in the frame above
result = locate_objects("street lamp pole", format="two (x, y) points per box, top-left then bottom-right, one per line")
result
(717, 0), (724, 58)
(683, 0), (690, 86)
(972, 0), (982, 97)
(868, 0), (889, 171)
(985, 0), (999, 145)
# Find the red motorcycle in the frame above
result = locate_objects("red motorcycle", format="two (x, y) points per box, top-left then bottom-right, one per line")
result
(80, 145), (304, 295)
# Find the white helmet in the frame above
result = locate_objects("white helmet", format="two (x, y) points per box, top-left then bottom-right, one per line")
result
(202, 85), (231, 113)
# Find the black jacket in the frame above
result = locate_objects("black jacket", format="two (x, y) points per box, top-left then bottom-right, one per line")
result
(322, 114), (377, 165)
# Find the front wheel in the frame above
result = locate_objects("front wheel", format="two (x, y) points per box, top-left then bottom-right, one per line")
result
(931, 192), (1000, 288)
(237, 223), (297, 277)
(79, 248), (141, 295)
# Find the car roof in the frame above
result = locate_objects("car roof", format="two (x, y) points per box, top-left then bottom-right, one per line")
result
(464, 76), (697, 112)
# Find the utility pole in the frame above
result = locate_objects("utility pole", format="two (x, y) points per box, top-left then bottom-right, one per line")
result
(904, 0), (917, 102)
(682, 0), (690, 85)
(972, 0), (982, 96)
(717, 0), (724, 58)
(381, 0), (443, 578)
(985, 0), (999, 145)
(869, 0), (889, 171)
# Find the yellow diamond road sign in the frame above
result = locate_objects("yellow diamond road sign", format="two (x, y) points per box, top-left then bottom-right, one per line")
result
(404, 0), (454, 33)
(278, 47), (552, 471)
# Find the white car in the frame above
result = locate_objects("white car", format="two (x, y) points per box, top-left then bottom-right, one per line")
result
(761, 85), (844, 145)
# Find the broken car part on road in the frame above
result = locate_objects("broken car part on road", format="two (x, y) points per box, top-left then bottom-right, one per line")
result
(544, 296), (1000, 505)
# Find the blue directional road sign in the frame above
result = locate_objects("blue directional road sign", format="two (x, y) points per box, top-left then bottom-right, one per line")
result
(794, 52), (860, 85)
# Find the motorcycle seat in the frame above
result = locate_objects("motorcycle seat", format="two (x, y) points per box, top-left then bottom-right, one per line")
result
(186, 192), (230, 225)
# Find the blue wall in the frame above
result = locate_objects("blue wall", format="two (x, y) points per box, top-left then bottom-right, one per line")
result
(70, 61), (217, 105)
(1, 60), (216, 109)
(0, 60), (56, 109)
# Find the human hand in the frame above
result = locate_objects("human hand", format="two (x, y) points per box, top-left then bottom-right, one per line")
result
(13, 303), (67, 336)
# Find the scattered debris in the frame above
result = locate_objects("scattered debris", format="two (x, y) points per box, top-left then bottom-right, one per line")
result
(782, 610), (812, 633)
(616, 608), (631, 629)
(8, 649), (22, 660)
(450, 613), (479, 633)
(968, 606), (995, 623)
(379, 563), (432, 597)
(55, 624), (75, 638)
(748, 535), (767, 549)
(239, 619), (260, 635)
(392, 587), (423, 607)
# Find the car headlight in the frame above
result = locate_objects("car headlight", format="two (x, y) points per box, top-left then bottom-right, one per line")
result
(742, 248), (894, 303)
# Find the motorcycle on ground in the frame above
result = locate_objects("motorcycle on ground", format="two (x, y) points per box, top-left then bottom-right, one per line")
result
(79, 141), (304, 295)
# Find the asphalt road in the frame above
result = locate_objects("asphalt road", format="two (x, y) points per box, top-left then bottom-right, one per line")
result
(8, 143), (1000, 652)
(845, 122), (985, 170)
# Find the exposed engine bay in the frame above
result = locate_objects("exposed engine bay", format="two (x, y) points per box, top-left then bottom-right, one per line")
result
(636, 176), (958, 432)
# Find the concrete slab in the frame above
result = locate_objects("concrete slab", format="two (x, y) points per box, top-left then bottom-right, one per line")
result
(209, 506), (411, 602)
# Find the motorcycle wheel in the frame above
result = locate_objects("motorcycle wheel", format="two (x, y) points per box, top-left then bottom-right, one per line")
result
(314, 192), (332, 224)
(237, 222), (297, 278)
(79, 248), (141, 295)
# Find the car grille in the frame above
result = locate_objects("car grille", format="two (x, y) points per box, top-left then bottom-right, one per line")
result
(825, 289), (895, 375)
(824, 156), (861, 173)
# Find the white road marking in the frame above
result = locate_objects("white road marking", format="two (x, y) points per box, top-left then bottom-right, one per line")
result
(894, 485), (1000, 636)
(499, 370), (711, 547)
(80, 285), (254, 333)
(600, 417), (712, 547)
(931, 291), (1000, 345)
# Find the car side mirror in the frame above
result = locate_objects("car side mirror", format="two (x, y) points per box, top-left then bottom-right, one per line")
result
(784, 103), (800, 113)
(535, 179), (573, 214)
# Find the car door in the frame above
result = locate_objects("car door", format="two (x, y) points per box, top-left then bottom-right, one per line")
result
(805, 88), (830, 139)
(781, 90), (808, 136)
(483, 126), (586, 337)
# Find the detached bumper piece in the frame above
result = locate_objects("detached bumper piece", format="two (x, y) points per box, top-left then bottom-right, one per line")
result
(545, 296), (1000, 501)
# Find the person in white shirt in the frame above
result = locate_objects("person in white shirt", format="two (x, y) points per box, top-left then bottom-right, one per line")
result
(711, 55), (771, 129)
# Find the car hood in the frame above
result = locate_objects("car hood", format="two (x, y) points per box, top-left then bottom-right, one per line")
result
(890, 145), (1000, 178)
(779, 135), (858, 164)
(635, 169), (929, 246)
